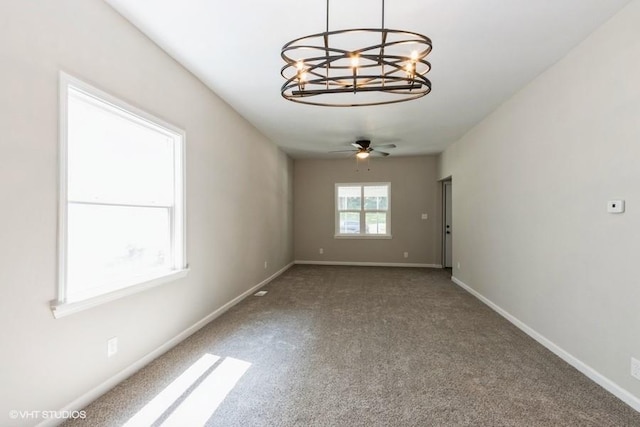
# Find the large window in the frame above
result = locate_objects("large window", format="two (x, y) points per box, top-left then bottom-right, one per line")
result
(55, 73), (187, 315)
(335, 183), (391, 238)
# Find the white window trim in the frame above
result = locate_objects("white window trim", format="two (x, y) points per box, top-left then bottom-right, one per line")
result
(53, 72), (188, 318)
(51, 270), (189, 318)
(334, 182), (392, 239)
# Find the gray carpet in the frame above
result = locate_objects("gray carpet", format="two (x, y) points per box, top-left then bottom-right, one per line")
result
(65, 265), (640, 426)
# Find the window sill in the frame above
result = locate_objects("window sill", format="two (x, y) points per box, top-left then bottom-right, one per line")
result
(51, 268), (189, 319)
(334, 234), (392, 240)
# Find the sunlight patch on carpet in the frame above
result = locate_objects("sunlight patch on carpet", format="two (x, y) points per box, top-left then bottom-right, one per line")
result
(123, 353), (250, 427)
(161, 357), (251, 426)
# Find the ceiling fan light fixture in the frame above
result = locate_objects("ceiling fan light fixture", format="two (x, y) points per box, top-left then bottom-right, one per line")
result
(356, 151), (370, 159)
(280, 0), (432, 107)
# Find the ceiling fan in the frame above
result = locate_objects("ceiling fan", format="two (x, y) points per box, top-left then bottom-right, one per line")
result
(330, 139), (397, 159)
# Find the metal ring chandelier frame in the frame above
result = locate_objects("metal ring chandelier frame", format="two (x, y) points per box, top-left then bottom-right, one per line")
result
(281, 0), (432, 107)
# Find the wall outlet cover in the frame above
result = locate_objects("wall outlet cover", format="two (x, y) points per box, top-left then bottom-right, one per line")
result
(632, 357), (640, 380)
(107, 337), (118, 358)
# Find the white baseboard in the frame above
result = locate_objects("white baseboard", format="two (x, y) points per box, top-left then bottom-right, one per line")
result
(451, 276), (640, 413)
(38, 261), (294, 427)
(294, 260), (443, 268)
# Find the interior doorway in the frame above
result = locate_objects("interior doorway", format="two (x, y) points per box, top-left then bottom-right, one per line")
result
(442, 179), (453, 268)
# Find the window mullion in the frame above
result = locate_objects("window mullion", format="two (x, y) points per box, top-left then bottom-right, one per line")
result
(68, 200), (173, 209)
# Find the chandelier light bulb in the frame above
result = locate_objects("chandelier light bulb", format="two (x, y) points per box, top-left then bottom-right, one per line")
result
(405, 62), (415, 77)
(350, 55), (360, 69)
(297, 66), (308, 91)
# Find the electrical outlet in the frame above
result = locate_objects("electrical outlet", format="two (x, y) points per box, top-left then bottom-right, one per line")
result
(403, 252), (409, 259)
(632, 357), (640, 380)
(107, 337), (118, 358)
(264, 261), (268, 269)
(421, 213), (428, 220)
(319, 248), (324, 254)
(457, 262), (460, 269)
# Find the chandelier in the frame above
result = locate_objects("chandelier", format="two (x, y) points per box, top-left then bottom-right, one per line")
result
(280, 0), (432, 107)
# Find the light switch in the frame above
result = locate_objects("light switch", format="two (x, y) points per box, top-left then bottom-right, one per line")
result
(607, 200), (625, 213)
(421, 213), (428, 220)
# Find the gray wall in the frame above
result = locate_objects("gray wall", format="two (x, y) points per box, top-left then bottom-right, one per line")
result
(0, 0), (293, 423)
(294, 156), (441, 265)
(439, 0), (640, 404)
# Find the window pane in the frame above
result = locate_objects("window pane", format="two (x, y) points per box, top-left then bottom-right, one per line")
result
(339, 212), (360, 234)
(365, 212), (387, 234)
(364, 185), (388, 210)
(66, 203), (172, 301)
(338, 186), (361, 210)
(67, 88), (175, 206)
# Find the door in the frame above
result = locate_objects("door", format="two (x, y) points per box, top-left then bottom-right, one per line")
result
(443, 181), (453, 268)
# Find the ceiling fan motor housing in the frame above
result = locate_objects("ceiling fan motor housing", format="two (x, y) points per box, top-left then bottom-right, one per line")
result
(355, 139), (371, 149)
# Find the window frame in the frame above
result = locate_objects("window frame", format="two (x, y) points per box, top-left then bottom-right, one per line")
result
(334, 182), (392, 239)
(53, 72), (188, 318)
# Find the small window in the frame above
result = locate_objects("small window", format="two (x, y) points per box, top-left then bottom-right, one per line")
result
(335, 183), (391, 238)
(56, 73), (187, 312)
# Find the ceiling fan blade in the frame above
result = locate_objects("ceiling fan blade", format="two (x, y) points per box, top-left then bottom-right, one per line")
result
(351, 142), (364, 149)
(371, 143), (396, 149)
(371, 151), (390, 157)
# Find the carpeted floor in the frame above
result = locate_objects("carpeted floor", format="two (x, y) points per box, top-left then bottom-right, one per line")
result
(65, 265), (640, 426)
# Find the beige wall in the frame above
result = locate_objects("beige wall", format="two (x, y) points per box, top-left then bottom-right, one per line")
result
(294, 156), (441, 265)
(439, 0), (640, 407)
(0, 1), (293, 424)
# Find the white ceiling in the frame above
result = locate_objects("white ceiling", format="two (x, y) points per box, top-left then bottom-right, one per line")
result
(105, 0), (630, 158)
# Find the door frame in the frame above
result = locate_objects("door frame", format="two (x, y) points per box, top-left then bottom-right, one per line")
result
(441, 178), (452, 268)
